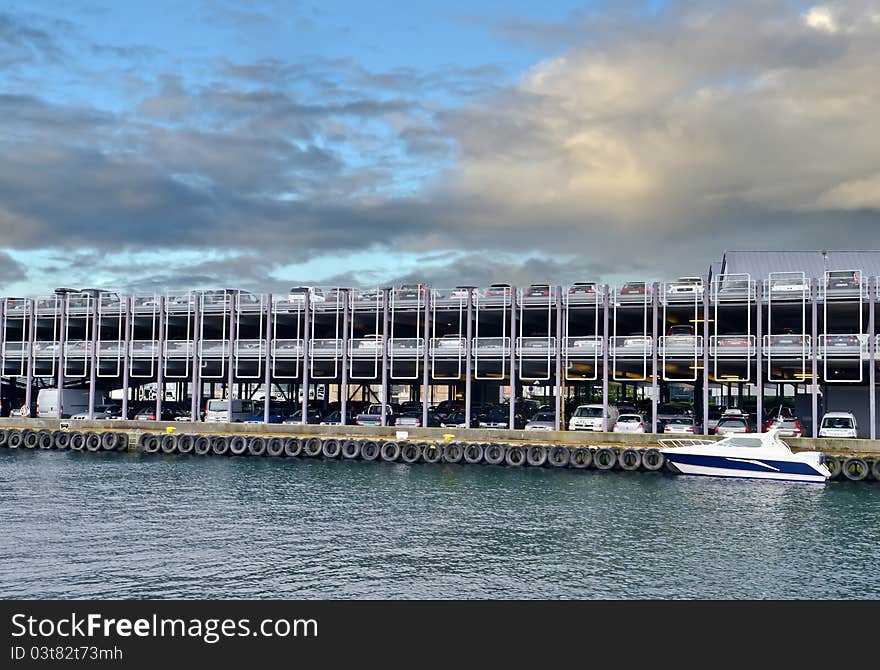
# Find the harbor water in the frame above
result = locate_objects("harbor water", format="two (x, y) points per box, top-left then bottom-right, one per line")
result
(1, 449), (877, 599)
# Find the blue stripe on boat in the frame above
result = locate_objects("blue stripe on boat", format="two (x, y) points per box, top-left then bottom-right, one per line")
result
(665, 453), (819, 476)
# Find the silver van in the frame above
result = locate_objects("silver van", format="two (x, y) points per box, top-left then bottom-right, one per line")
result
(204, 399), (258, 423)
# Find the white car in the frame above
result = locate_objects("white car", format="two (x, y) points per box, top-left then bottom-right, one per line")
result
(818, 412), (858, 439)
(770, 276), (808, 294)
(525, 411), (555, 431)
(613, 414), (647, 434)
(288, 286), (324, 302)
(666, 276), (703, 295)
(569, 404), (619, 431)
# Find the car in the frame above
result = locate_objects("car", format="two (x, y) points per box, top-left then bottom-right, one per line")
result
(322, 288), (347, 303)
(245, 409), (288, 424)
(524, 284), (551, 298)
(484, 283), (513, 299)
(706, 407), (723, 432)
(70, 403), (122, 420)
(288, 286), (324, 303)
(479, 406), (526, 429)
(395, 410), (442, 428)
(436, 334), (466, 350)
(825, 270), (860, 291)
(434, 400), (465, 421)
(770, 276), (808, 294)
(133, 405), (187, 421)
(613, 414), (647, 434)
(568, 282), (598, 296)
(665, 324), (696, 343)
(569, 404), (619, 431)
(619, 281), (647, 296)
(716, 278), (751, 297)
(283, 407), (323, 424)
(714, 410), (753, 435)
(356, 334), (384, 349)
(449, 286), (478, 300)
(356, 288), (383, 302)
(715, 335), (751, 348)
(656, 403), (693, 429)
(622, 335), (652, 348)
(663, 416), (700, 435)
(764, 407), (803, 437)
(355, 404), (395, 426)
(439, 410), (479, 428)
(568, 336), (601, 351)
(666, 276), (703, 296)
(818, 411), (858, 438)
(824, 334), (862, 348)
(525, 411), (556, 431)
(396, 284), (426, 300)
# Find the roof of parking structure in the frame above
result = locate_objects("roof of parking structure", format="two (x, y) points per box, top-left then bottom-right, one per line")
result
(720, 250), (880, 280)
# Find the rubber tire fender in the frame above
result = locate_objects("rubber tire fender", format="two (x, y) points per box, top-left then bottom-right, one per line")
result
(619, 448), (642, 471)
(548, 445), (570, 467)
(85, 432), (102, 452)
(23, 430), (40, 449)
(642, 448), (665, 471)
(594, 447), (617, 470)
(442, 442), (463, 464)
(194, 436), (212, 455)
(380, 441), (401, 462)
(53, 431), (71, 450)
(842, 457), (869, 481)
(211, 436), (230, 456)
(421, 442), (442, 463)
(341, 440), (361, 459)
(0, 430), (8, 447)
(68, 432), (86, 451)
(463, 442), (484, 464)
(248, 436), (267, 456)
(229, 435), (248, 456)
(823, 454), (841, 480)
(484, 443), (505, 466)
(871, 457), (880, 482)
(321, 438), (341, 459)
(283, 437), (302, 458)
(266, 437), (284, 457)
(101, 432), (120, 450)
(176, 434), (194, 454)
(401, 442), (422, 463)
(38, 430), (54, 450)
(303, 437), (322, 458)
(526, 445), (548, 467)
(570, 447), (593, 469)
(160, 434), (177, 454)
(505, 445), (525, 467)
(361, 440), (380, 461)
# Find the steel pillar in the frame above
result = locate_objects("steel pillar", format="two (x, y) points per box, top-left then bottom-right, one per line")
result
(341, 290), (350, 426)
(56, 295), (67, 419)
(811, 278), (819, 437)
(225, 293), (236, 423)
(422, 290), (431, 427)
(190, 293), (201, 421)
(87, 293), (99, 419)
(156, 296), (166, 420)
(755, 280), (763, 431)
(381, 288), (389, 426)
(24, 299), (35, 415)
(509, 288), (517, 430)
(554, 285), (563, 431)
(602, 285), (610, 432)
(263, 293), (273, 423)
(300, 291), (311, 424)
(651, 282), (659, 433)
(870, 277), (876, 440)
(464, 290), (473, 427)
(703, 276), (710, 434)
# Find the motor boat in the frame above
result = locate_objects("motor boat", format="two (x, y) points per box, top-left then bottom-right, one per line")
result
(658, 429), (830, 483)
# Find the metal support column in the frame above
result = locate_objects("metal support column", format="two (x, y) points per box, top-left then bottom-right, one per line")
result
(755, 280), (763, 430)
(300, 292), (311, 424)
(509, 288), (517, 430)
(870, 277), (876, 440)
(156, 296), (166, 420)
(554, 285), (563, 431)
(811, 278), (819, 437)
(190, 293), (201, 421)
(24, 299), (35, 415)
(263, 294), (273, 424)
(602, 285), (610, 432)
(56, 295), (67, 419)
(87, 294), (99, 419)
(651, 282), (659, 433)
(341, 290), (350, 426)
(380, 288), (389, 426)
(703, 276), (710, 434)
(464, 290), (473, 427)
(422, 291), (431, 428)
(225, 293), (236, 423)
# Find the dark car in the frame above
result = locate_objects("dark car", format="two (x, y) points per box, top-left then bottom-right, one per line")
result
(525, 284), (551, 298)
(133, 405), (187, 421)
(825, 270), (860, 291)
(284, 408), (323, 424)
(433, 400), (465, 420)
(479, 406), (526, 429)
(439, 410), (480, 428)
(245, 408), (289, 424)
(714, 411), (755, 435)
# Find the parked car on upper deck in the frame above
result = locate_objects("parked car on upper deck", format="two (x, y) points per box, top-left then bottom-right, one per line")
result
(568, 282), (598, 297)
(288, 286), (324, 303)
(484, 283), (513, 299)
(524, 284), (551, 298)
(770, 276), (809, 294)
(619, 281), (647, 296)
(666, 276), (703, 296)
(825, 270), (860, 291)
(665, 324), (696, 343)
(396, 284), (426, 300)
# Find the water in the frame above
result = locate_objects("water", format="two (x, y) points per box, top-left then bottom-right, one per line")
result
(1, 449), (878, 599)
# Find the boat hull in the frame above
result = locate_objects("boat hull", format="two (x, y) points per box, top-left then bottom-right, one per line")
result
(664, 453), (829, 483)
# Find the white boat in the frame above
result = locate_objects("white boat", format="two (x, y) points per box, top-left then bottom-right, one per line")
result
(658, 429), (830, 483)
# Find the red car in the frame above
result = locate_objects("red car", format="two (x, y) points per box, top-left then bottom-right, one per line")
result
(620, 281), (647, 295)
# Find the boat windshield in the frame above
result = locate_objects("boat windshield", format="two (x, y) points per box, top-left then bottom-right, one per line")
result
(723, 437), (764, 448)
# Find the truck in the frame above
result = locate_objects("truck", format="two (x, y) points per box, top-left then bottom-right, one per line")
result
(37, 388), (92, 418)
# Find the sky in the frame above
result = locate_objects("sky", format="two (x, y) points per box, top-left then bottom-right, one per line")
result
(1, 0), (879, 297)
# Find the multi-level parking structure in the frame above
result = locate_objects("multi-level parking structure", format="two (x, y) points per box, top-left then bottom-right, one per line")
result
(3, 249), (880, 439)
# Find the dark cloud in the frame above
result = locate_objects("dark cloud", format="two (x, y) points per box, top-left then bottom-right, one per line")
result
(0, 250), (28, 287)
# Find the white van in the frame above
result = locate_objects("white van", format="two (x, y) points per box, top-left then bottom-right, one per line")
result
(818, 412), (858, 439)
(569, 404), (619, 432)
(204, 399), (258, 423)
(37, 388), (91, 418)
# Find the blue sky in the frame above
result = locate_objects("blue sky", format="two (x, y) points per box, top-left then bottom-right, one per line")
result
(1, 0), (878, 297)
